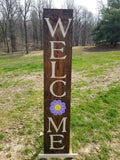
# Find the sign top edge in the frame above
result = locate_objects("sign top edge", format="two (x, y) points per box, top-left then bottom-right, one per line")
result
(43, 8), (73, 12)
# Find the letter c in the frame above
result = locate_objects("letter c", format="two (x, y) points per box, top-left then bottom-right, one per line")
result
(50, 80), (66, 97)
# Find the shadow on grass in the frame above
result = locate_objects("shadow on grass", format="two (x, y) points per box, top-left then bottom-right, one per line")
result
(30, 148), (43, 160)
(83, 45), (120, 53)
(30, 136), (44, 160)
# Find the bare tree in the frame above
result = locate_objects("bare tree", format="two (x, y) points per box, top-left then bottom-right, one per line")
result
(45, 0), (53, 8)
(17, 13), (24, 48)
(20, 0), (31, 54)
(0, 8), (10, 53)
(96, 0), (104, 20)
(73, 5), (94, 46)
(62, 0), (74, 9)
(31, 0), (53, 50)
(0, 0), (19, 53)
(30, 9), (39, 49)
(73, 5), (82, 46)
(36, 0), (45, 50)
(8, 0), (19, 52)
(81, 8), (94, 46)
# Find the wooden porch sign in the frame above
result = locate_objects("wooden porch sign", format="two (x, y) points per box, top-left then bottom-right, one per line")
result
(39, 9), (77, 158)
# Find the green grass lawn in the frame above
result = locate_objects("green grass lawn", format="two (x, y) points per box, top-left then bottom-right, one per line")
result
(0, 47), (120, 160)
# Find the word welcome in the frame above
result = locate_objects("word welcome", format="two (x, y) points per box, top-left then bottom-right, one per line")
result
(44, 9), (73, 153)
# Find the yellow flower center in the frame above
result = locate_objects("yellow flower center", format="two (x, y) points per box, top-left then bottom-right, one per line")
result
(55, 104), (61, 111)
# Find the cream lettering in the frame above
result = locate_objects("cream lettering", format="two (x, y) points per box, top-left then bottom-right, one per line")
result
(50, 80), (66, 97)
(49, 134), (65, 150)
(50, 41), (66, 59)
(47, 117), (67, 133)
(45, 18), (72, 38)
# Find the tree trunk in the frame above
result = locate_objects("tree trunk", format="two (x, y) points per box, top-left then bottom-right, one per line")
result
(24, 19), (28, 54)
(9, 19), (17, 52)
(0, 25), (10, 53)
(82, 21), (87, 46)
(111, 41), (117, 47)
(10, 34), (17, 52)
(4, 29), (10, 53)
(113, 42), (117, 47)
(40, 25), (43, 50)
(5, 36), (10, 53)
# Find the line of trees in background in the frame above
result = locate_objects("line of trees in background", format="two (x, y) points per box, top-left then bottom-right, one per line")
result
(0, 0), (95, 54)
(92, 0), (120, 47)
(1, 0), (119, 54)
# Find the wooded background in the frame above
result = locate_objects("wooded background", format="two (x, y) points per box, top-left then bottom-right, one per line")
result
(0, 0), (95, 54)
(0, 0), (119, 54)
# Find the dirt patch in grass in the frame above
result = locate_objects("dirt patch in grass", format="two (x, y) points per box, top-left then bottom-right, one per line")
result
(78, 143), (101, 159)
(0, 105), (43, 160)
(83, 45), (120, 53)
(0, 137), (24, 160)
(72, 64), (120, 91)
(13, 72), (43, 90)
(108, 137), (120, 160)
(24, 50), (43, 57)
(0, 72), (43, 110)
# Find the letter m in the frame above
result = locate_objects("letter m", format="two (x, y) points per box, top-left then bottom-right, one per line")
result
(47, 117), (67, 133)
(44, 18), (72, 38)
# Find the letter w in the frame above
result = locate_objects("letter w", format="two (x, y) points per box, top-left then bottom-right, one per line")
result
(45, 18), (72, 38)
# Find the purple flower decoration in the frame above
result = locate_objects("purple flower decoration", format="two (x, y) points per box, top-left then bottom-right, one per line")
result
(49, 100), (66, 116)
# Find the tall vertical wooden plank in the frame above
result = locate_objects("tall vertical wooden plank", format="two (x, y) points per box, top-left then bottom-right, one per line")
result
(43, 9), (73, 154)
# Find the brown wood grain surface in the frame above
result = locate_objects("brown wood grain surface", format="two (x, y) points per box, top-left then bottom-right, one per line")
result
(43, 9), (73, 154)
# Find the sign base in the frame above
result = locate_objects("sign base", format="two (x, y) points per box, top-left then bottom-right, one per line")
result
(38, 153), (78, 158)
